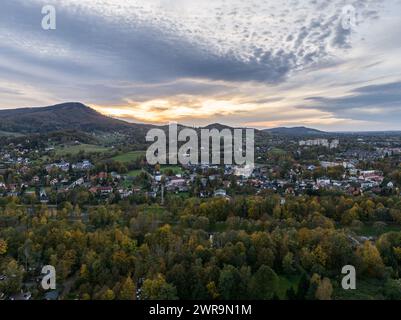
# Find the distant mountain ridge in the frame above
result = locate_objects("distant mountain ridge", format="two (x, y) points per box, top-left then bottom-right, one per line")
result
(0, 103), (359, 136)
(263, 126), (327, 135)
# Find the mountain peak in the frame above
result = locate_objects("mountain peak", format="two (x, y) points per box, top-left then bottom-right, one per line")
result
(51, 102), (88, 108)
(0, 102), (133, 134)
(43, 102), (95, 112)
(204, 123), (234, 130)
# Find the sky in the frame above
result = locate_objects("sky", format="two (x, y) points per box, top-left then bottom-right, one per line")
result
(0, 0), (401, 131)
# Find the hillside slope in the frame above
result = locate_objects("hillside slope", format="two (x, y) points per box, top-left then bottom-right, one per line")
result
(0, 102), (143, 133)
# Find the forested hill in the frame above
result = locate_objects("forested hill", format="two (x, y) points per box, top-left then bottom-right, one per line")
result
(0, 102), (152, 134)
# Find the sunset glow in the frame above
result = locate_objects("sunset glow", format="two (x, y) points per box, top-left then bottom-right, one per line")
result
(1, 0), (401, 130)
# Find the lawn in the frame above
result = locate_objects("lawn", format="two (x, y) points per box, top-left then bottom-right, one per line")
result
(160, 165), (184, 175)
(25, 187), (36, 194)
(55, 144), (110, 156)
(139, 205), (169, 220)
(354, 223), (401, 237)
(127, 169), (144, 177)
(269, 148), (287, 156)
(112, 151), (146, 163)
(333, 278), (384, 300)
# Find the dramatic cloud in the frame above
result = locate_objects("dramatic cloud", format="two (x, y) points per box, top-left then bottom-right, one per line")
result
(0, 0), (400, 130)
(300, 81), (401, 127)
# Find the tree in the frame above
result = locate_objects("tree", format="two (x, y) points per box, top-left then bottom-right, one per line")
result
(384, 279), (401, 300)
(249, 265), (279, 300)
(0, 259), (25, 295)
(206, 281), (220, 300)
(167, 264), (191, 299)
(282, 252), (296, 274)
(306, 273), (321, 300)
(342, 204), (361, 225)
(81, 293), (91, 300)
(286, 287), (297, 300)
(296, 272), (310, 300)
(0, 239), (7, 255)
(312, 245), (327, 268)
(142, 274), (178, 300)
(119, 276), (136, 300)
(357, 241), (385, 278)
(315, 277), (333, 300)
(218, 265), (246, 300)
(102, 289), (115, 300)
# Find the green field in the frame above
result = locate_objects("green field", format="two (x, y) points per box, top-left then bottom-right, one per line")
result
(269, 148), (287, 156)
(127, 169), (144, 177)
(55, 144), (110, 156)
(354, 223), (401, 237)
(112, 151), (146, 163)
(127, 165), (184, 176)
(140, 205), (167, 217)
(333, 278), (384, 300)
(160, 165), (184, 175)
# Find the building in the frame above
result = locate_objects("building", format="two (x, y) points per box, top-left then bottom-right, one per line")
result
(299, 139), (339, 149)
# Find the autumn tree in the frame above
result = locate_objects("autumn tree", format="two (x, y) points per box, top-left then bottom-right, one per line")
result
(315, 277), (333, 300)
(119, 276), (136, 300)
(357, 241), (385, 278)
(0, 239), (7, 255)
(0, 259), (25, 295)
(142, 274), (178, 300)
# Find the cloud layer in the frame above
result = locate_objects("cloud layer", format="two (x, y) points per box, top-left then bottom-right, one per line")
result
(0, 0), (400, 130)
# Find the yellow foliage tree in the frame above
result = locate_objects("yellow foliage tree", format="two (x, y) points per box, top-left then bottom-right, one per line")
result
(0, 239), (7, 255)
(357, 241), (385, 278)
(315, 277), (333, 300)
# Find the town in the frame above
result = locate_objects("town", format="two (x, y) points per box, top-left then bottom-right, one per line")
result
(0, 133), (399, 207)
